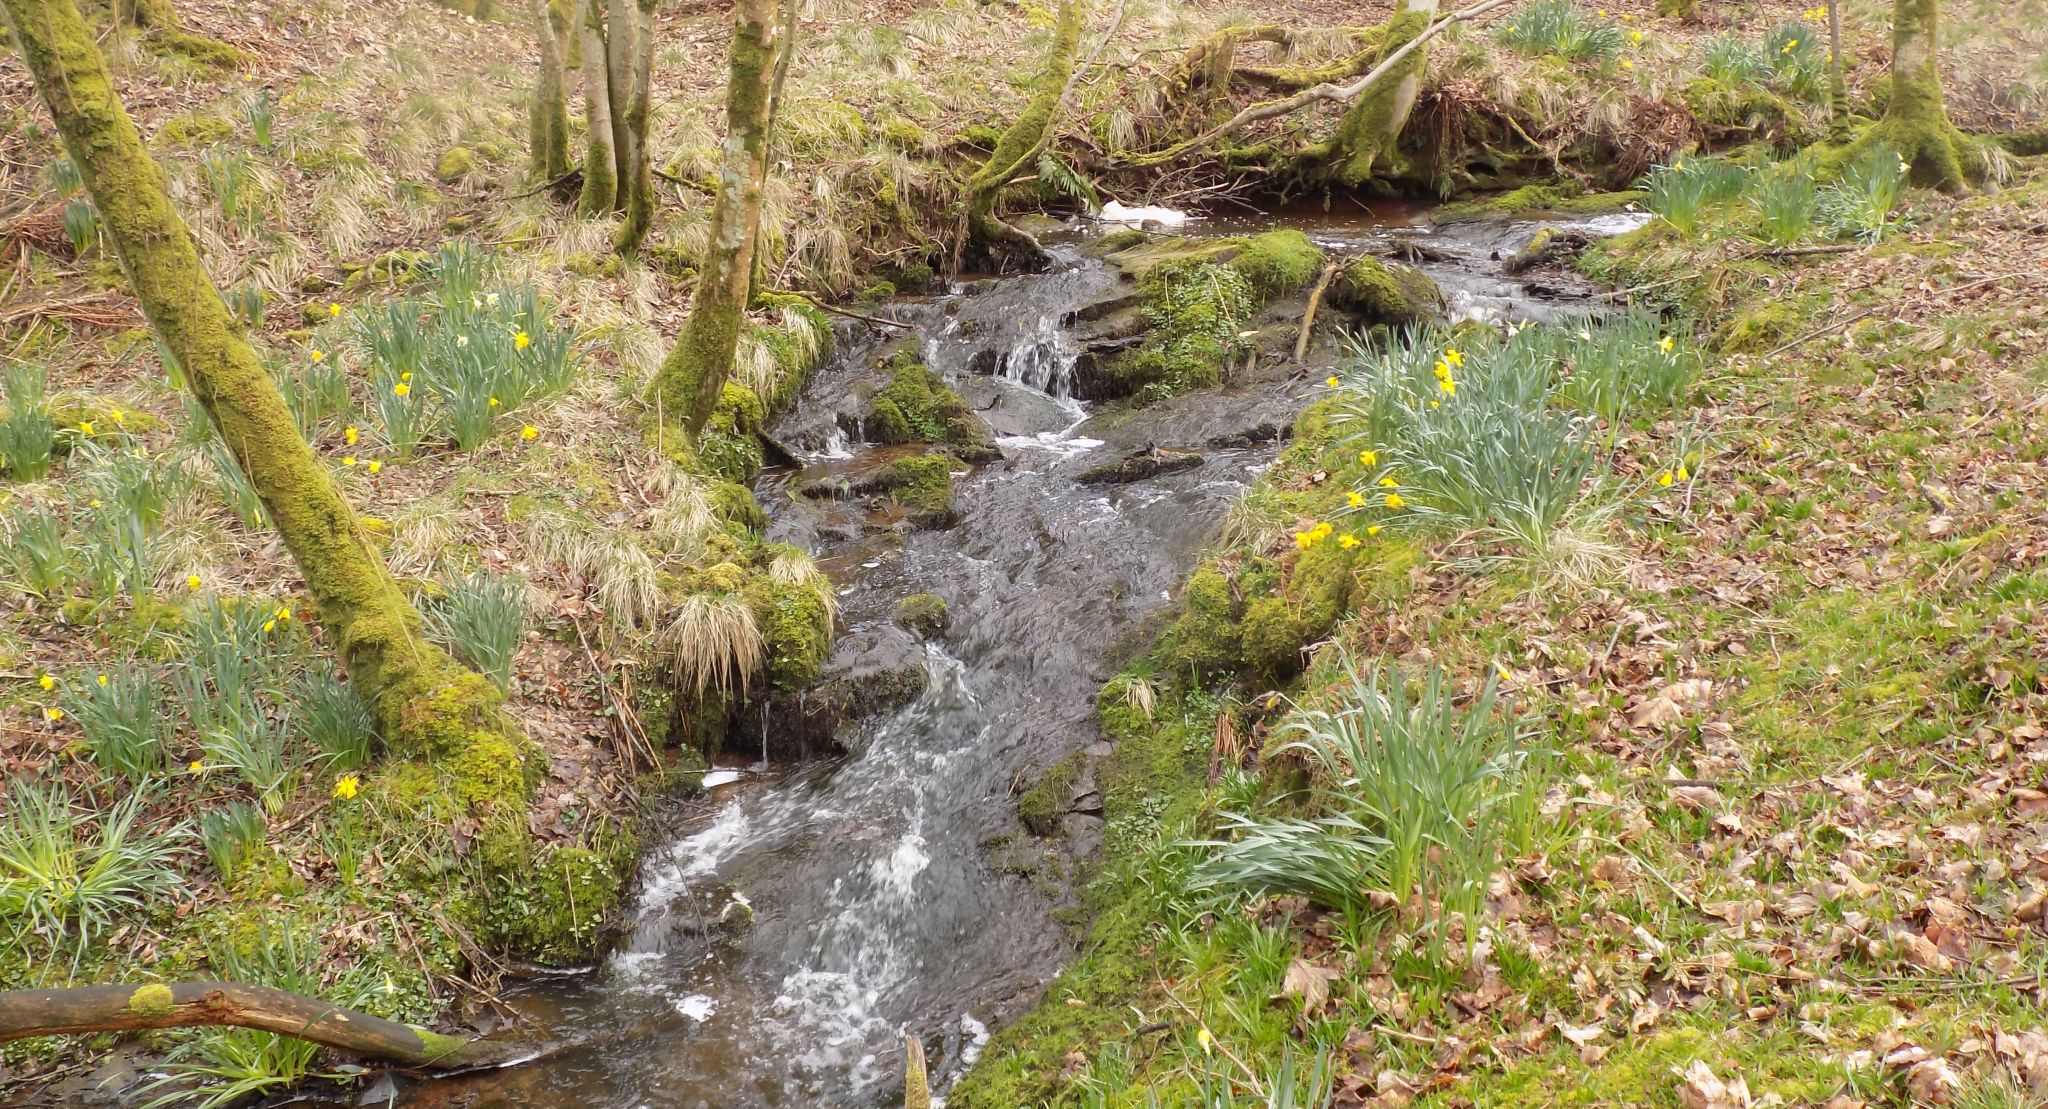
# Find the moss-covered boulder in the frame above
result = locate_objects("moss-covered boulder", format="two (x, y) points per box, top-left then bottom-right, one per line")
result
(1230, 229), (1324, 298)
(895, 593), (950, 638)
(1017, 752), (1085, 837)
(437, 146), (477, 183)
(1328, 256), (1443, 328)
(859, 452), (957, 529)
(863, 353), (1000, 463)
(1071, 346), (1167, 402)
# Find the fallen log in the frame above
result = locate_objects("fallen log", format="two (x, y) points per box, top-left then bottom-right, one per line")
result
(0, 982), (532, 1070)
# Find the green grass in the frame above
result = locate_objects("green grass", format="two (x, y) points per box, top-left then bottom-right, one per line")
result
(1496, 0), (1624, 61)
(0, 782), (188, 965)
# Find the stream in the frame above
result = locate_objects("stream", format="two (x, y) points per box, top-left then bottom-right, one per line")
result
(386, 202), (1644, 1109)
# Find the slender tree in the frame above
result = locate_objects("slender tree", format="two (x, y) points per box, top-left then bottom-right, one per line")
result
(957, 0), (1084, 271)
(576, 0), (619, 214)
(649, 0), (785, 437)
(1328, 0), (1435, 185)
(614, 0), (661, 252)
(0, 0), (534, 816)
(528, 0), (573, 181)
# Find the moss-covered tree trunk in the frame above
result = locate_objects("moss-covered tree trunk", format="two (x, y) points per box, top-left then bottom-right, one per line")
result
(649, 0), (782, 437)
(1329, 0), (1434, 186)
(575, 0), (618, 215)
(0, 0), (534, 845)
(958, 0), (1084, 272)
(614, 0), (660, 252)
(604, 0), (640, 202)
(1865, 0), (1974, 191)
(528, 0), (573, 181)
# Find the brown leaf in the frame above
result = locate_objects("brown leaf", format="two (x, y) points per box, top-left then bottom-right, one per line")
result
(1906, 1057), (1961, 1105)
(1277, 958), (1343, 1018)
(1630, 679), (1715, 728)
(1674, 1060), (1753, 1109)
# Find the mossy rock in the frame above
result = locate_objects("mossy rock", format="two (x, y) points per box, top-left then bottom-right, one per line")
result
(895, 593), (950, 638)
(436, 146), (477, 183)
(475, 842), (627, 963)
(860, 452), (956, 529)
(1328, 256), (1444, 327)
(1230, 229), (1324, 298)
(1017, 752), (1085, 837)
(1101, 235), (1246, 283)
(1072, 348), (1167, 403)
(880, 117), (931, 151)
(751, 570), (835, 691)
(143, 28), (242, 70)
(1158, 564), (1244, 677)
(154, 111), (233, 149)
(863, 355), (999, 462)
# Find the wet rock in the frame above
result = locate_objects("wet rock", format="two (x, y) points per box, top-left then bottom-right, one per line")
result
(1503, 226), (1591, 274)
(740, 624), (930, 759)
(964, 348), (1001, 376)
(894, 593), (950, 638)
(1070, 342), (1159, 402)
(1074, 446), (1204, 486)
(1017, 752), (1085, 837)
(1205, 421), (1287, 449)
(1065, 288), (1144, 325)
(1328, 255), (1445, 327)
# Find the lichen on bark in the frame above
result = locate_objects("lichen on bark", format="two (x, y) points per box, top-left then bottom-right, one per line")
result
(575, 0), (618, 215)
(1855, 0), (1980, 192)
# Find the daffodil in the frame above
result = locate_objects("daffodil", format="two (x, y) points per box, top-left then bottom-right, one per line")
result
(45, 707), (64, 722)
(392, 383), (410, 397)
(1338, 534), (1360, 549)
(1433, 360), (1452, 380)
(1366, 525), (1383, 537)
(1781, 38), (1799, 52)
(1347, 491), (1365, 508)
(1358, 449), (1377, 466)
(189, 759), (205, 773)
(329, 302), (343, 316)
(1444, 348), (1464, 368)
(520, 425), (539, 441)
(1295, 530), (1315, 550)
(277, 606), (293, 622)
(515, 331), (532, 350)
(1438, 377), (1456, 395)
(344, 426), (360, 445)
(1657, 470), (1674, 487)
(1658, 335), (1675, 354)
(1629, 29), (1644, 43)
(186, 574), (203, 591)
(334, 774), (360, 800)
(1325, 375), (1341, 388)
(310, 349), (325, 363)
(342, 455), (358, 466)
(78, 420), (95, 436)
(263, 619), (277, 633)
(1383, 492), (1405, 509)
(110, 408), (125, 425)
(1378, 475), (1398, 488)
(1197, 1028), (1213, 1053)
(38, 674), (55, 691)
(401, 371), (413, 382)
(1673, 160), (1687, 172)
(367, 460), (382, 474)
(1621, 59), (1634, 70)
(1676, 464), (1690, 481)
(97, 674), (109, 687)
(488, 396), (501, 407)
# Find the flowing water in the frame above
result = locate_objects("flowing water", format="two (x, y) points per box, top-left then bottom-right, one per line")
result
(382, 206), (1644, 1109)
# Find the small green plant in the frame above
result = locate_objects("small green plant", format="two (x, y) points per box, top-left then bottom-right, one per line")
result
(271, 351), (352, 440)
(1761, 19), (1826, 99)
(199, 703), (298, 816)
(0, 364), (58, 480)
(1545, 312), (1699, 420)
(243, 89), (276, 149)
(1497, 0), (1623, 61)
(204, 437), (269, 528)
(198, 800), (266, 884)
(1700, 33), (1765, 84)
(1141, 262), (1257, 395)
(0, 781), (188, 959)
(1821, 141), (1911, 243)
(61, 198), (100, 254)
(68, 669), (169, 782)
(424, 570), (529, 691)
(199, 148), (260, 232)
(48, 156), (83, 198)
(1189, 661), (1530, 932)
(0, 508), (71, 597)
(296, 669), (375, 771)
(225, 280), (265, 329)
(1753, 167), (1818, 247)
(1642, 157), (1752, 235)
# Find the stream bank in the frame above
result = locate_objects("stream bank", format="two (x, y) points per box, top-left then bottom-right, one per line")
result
(359, 199), (1645, 1108)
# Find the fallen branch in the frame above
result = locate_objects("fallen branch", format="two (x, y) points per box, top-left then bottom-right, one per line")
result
(1749, 243), (1861, 259)
(1295, 259), (1341, 362)
(1762, 306), (1876, 359)
(503, 169), (580, 201)
(774, 289), (913, 330)
(1114, 0), (1522, 169)
(0, 982), (534, 1069)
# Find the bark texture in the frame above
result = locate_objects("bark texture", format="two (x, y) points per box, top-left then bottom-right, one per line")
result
(614, 0), (660, 251)
(576, 0), (619, 214)
(958, 0), (1085, 271)
(0, 982), (525, 1068)
(529, 0), (573, 181)
(650, 0), (783, 437)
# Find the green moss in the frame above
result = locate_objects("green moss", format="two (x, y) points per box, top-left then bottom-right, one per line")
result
(866, 452), (956, 528)
(1160, 564), (1243, 676)
(1329, 6), (1431, 185)
(1716, 298), (1802, 353)
(476, 842), (626, 963)
(1328, 255), (1443, 326)
(879, 117), (930, 151)
(154, 111), (232, 149)
(695, 382), (767, 483)
(1094, 227), (1150, 252)
(754, 570), (833, 690)
(864, 354), (993, 458)
(436, 146), (476, 183)
(1229, 228), (1323, 298)
(1017, 752), (1084, 836)
(126, 983), (175, 1017)
(143, 27), (242, 70)
(895, 593), (950, 638)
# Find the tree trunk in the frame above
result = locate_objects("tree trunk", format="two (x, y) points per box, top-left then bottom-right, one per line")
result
(649, 0), (782, 438)
(614, 0), (659, 252)
(529, 0), (573, 181)
(0, 0), (534, 836)
(605, 0), (639, 205)
(0, 982), (526, 1069)
(1329, 0), (1435, 186)
(1867, 0), (1972, 191)
(576, 0), (618, 215)
(957, 0), (1084, 273)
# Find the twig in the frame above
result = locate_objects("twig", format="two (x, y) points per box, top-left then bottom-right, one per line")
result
(503, 170), (579, 202)
(1593, 273), (1700, 300)
(771, 289), (913, 330)
(1295, 259), (1341, 362)
(1762, 306), (1877, 359)
(573, 619), (657, 771)
(1159, 978), (1265, 1097)
(1748, 243), (1860, 259)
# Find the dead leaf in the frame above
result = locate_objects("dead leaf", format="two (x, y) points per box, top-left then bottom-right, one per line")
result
(1907, 1057), (1961, 1105)
(1277, 958), (1343, 1018)
(1631, 679), (1716, 728)
(1675, 1059), (1753, 1109)
(1669, 785), (1723, 813)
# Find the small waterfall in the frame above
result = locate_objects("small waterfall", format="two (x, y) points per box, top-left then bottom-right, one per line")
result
(992, 314), (1076, 400)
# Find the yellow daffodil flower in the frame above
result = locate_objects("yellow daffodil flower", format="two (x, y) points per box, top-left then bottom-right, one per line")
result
(1438, 378), (1456, 395)
(1338, 534), (1360, 549)
(344, 426), (360, 445)
(310, 349), (325, 363)
(1658, 336), (1675, 353)
(1347, 491), (1365, 508)
(342, 456), (358, 466)
(1676, 464), (1690, 481)
(1326, 375), (1341, 388)
(186, 574), (203, 591)
(1366, 525), (1383, 537)
(97, 674), (109, 687)
(488, 396), (501, 407)
(334, 774), (361, 800)
(521, 425), (539, 441)
(1358, 449), (1377, 466)
(515, 331), (532, 350)
(392, 383), (410, 397)
(45, 707), (64, 722)
(1444, 348), (1464, 368)
(1378, 475), (1398, 488)
(189, 759), (205, 773)
(1384, 493), (1405, 509)
(79, 420), (95, 436)
(38, 674), (55, 691)
(263, 619), (277, 633)
(329, 302), (343, 316)
(1657, 470), (1675, 487)
(367, 460), (383, 474)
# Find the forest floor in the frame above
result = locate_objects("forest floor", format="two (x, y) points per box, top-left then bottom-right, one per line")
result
(2, 0), (2046, 1102)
